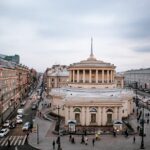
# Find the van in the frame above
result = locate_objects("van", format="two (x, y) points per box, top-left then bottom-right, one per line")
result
(17, 109), (24, 115)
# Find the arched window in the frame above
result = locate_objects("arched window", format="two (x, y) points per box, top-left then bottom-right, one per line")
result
(90, 107), (97, 112)
(74, 108), (81, 112)
(106, 109), (113, 113)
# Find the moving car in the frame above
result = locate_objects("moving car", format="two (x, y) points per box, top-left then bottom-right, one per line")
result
(0, 128), (10, 137)
(3, 120), (10, 127)
(22, 122), (32, 131)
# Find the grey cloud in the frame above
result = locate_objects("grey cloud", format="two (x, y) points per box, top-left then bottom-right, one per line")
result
(133, 46), (150, 53)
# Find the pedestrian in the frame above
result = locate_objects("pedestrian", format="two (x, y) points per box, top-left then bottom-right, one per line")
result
(147, 119), (149, 124)
(85, 136), (88, 145)
(69, 134), (72, 142)
(92, 138), (95, 146)
(133, 136), (136, 143)
(52, 140), (55, 150)
(81, 135), (84, 144)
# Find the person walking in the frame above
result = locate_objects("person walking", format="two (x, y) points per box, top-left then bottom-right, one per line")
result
(69, 134), (72, 142)
(133, 136), (136, 143)
(52, 140), (55, 150)
(85, 136), (88, 145)
(92, 138), (95, 146)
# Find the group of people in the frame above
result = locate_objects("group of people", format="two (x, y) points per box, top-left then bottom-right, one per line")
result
(68, 134), (96, 146)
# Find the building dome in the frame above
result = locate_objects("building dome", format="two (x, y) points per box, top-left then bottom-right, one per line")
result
(68, 38), (116, 89)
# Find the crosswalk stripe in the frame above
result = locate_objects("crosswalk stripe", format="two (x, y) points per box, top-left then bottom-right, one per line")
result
(10, 136), (16, 145)
(4, 136), (13, 146)
(0, 138), (4, 145)
(0, 135), (27, 147)
(22, 135), (27, 145)
(1, 136), (9, 146)
(13, 136), (20, 146)
(18, 136), (24, 145)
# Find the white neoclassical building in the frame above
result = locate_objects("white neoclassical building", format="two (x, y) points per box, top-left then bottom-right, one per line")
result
(50, 39), (134, 128)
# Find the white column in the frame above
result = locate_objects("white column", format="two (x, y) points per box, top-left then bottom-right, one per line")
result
(70, 107), (74, 120)
(107, 70), (109, 83)
(102, 70), (104, 83)
(81, 107), (85, 125)
(83, 70), (85, 83)
(73, 70), (75, 83)
(118, 107), (122, 120)
(77, 70), (79, 83)
(65, 107), (68, 125)
(97, 107), (101, 125)
(114, 107), (118, 120)
(89, 70), (92, 83)
(96, 70), (98, 83)
(102, 107), (106, 126)
(110, 70), (113, 83)
(86, 107), (89, 125)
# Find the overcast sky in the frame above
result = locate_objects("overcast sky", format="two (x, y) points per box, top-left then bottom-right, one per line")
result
(0, 0), (150, 72)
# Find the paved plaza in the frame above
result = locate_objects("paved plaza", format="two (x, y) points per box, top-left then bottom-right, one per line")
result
(28, 98), (150, 150)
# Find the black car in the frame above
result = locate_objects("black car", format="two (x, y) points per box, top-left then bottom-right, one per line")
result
(32, 104), (37, 110)
(9, 121), (16, 129)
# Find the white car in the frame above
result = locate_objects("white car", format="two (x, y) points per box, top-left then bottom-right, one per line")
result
(16, 114), (23, 119)
(3, 120), (10, 127)
(16, 118), (23, 124)
(22, 122), (32, 131)
(0, 128), (10, 137)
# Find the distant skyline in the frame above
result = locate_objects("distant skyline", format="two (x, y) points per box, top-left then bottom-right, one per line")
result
(0, 0), (150, 72)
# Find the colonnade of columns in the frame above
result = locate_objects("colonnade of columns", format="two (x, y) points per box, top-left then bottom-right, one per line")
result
(69, 69), (115, 84)
(65, 106), (122, 126)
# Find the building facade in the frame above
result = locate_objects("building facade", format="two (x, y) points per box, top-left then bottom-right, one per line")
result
(45, 65), (69, 94)
(50, 40), (133, 129)
(0, 57), (37, 124)
(124, 68), (150, 89)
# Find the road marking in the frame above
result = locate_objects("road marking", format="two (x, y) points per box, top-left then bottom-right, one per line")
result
(4, 136), (13, 146)
(13, 136), (20, 146)
(18, 136), (23, 145)
(22, 135), (27, 145)
(10, 136), (16, 145)
(1, 136), (9, 146)
(0, 138), (4, 145)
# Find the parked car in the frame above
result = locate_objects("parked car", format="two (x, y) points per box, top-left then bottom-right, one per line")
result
(32, 103), (37, 110)
(9, 121), (16, 129)
(16, 114), (23, 118)
(0, 128), (10, 137)
(22, 122), (32, 131)
(21, 101), (27, 106)
(17, 108), (24, 116)
(3, 120), (11, 127)
(16, 117), (23, 124)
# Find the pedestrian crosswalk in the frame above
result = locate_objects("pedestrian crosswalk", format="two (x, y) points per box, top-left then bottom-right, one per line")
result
(0, 135), (27, 147)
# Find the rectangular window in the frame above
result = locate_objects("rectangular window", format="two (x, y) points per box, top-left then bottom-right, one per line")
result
(91, 114), (96, 123)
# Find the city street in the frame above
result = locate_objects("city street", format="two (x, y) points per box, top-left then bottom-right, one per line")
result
(0, 75), (43, 149)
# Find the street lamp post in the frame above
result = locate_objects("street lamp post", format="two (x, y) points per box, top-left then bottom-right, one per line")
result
(140, 105), (145, 149)
(56, 105), (62, 150)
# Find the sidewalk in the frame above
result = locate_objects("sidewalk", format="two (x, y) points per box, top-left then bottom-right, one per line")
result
(28, 97), (150, 150)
